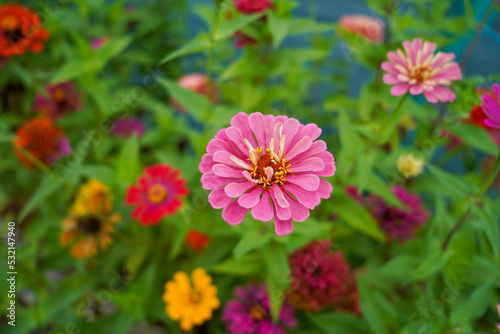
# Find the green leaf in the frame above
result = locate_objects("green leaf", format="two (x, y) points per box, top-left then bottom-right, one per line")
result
(377, 93), (409, 145)
(233, 227), (271, 258)
(331, 188), (386, 241)
(307, 312), (369, 334)
(76, 165), (116, 184)
(215, 13), (263, 40)
(358, 275), (388, 333)
(212, 253), (264, 276)
(473, 203), (500, 259)
(19, 176), (62, 221)
(116, 136), (140, 183)
(408, 243), (453, 282)
(262, 242), (290, 289)
(450, 280), (494, 325)
(268, 11), (290, 48)
(426, 163), (473, 197)
(159, 33), (211, 64)
(158, 78), (210, 121)
(447, 123), (499, 155)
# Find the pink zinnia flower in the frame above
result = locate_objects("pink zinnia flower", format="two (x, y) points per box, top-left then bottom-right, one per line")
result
(125, 164), (189, 225)
(338, 14), (384, 44)
(199, 112), (335, 236)
(171, 73), (217, 113)
(110, 117), (146, 138)
(222, 283), (296, 334)
(235, 0), (272, 14)
(288, 240), (353, 312)
(481, 84), (500, 128)
(34, 82), (82, 120)
(91, 36), (110, 50)
(382, 39), (462, 103)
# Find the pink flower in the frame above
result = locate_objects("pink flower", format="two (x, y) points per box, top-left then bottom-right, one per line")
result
(338, 15), (384, 44)
(91, 37), (110, 50)
(199, 112), (335, 236)
(235, 0), (272, 14)
(172, 73), (217, 113)
(481, 84), (500, 128)
(34, 82), (82, 120)
(110, 117), (146, 138)
(382, 39), (462, 103)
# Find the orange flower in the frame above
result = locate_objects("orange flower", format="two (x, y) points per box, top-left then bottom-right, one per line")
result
(61, 179), (121, 259)
(185, 229), (210, 252)
(14, 117), (70, 169)
(0, 4), (50, 57)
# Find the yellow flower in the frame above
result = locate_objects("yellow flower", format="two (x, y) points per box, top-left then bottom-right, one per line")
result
(61, 178), (120, 259)
(397, 153), (424, 178)
(162, 268), (219, 331)
(72, 178), (113, 216)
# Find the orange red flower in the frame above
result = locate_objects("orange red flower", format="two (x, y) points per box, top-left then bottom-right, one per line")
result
(185, 229), (210, 252)
(14, 117), (71, 168)
(0, 4), (50, 58)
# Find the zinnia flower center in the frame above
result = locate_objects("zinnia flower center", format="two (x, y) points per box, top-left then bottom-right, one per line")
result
(189, 290), (202, 304)
(52, 88), (66, 103)
(249, 304), (266, 322)
(411, 65), (433, 83)
(148, 184), (167, 204)
(77, 215), (102, 234)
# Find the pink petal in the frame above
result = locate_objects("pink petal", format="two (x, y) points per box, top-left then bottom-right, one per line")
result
(199, 154), (216, 173)
(383, 74), (401, 85)
(225, 181), (255, 198)
(390, 84), (410, 96)
(409, 85), (424, 95)
(251, 191), (274, 222)
(238, 187), (263, 209)
(424, 90), (439, 104)
(208, 188), (232, 209)
(282, 118), (301, 153)
(201, 172), (235, 190)
(285, 136), (313, 161)
(283, 192), (309, 222)
(293, 140), (327, 163)
(381, 62), (399, 75)
(317, 179), (333, 199)
(283, 183), (321, 209)
(213, 164), (244, 178)
(248, 112), (267, 148)
(222, 201), (248, 225)
(271, 183), (289, 208)
(291, 157), (324, 173)
(226, 126), (251, 156)
(231, 112), (257, 147)
(286, 174), (320, 191)
(274, 215), (293, 237)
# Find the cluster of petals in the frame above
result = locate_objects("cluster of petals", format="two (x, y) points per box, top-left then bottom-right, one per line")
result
(481, 84), (500, 129)
(199, 112), (335, 236)
(338, 14), (384, 44)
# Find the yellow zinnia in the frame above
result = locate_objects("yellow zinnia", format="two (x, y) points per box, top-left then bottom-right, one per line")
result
(162, 268), (219, 331)
(397, 153), (424, 178)
(71, 178), (113, 216)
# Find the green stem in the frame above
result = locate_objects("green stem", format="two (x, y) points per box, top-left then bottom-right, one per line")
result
(204, 2), (221, 126)
(476, 152), (500, 197)
(377, 92), (409, 145)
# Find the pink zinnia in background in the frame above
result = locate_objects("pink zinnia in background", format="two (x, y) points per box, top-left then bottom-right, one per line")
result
(288, 240), (358, 313)
(125, 164), (189, 225)
(382, 39), (462, 103)
(338, 14), (384, 44)
(481, 84), (500, 128)
(110, 117), (146, 138)
(235, 0), (272, 14)
(91, 36), (110, 50)
(34, 82), (82, 120)
(222, 283), (296, 334)
(348, 185), (429, 242)
(172, 73), (217, 113)
(199, 112), (335, 236)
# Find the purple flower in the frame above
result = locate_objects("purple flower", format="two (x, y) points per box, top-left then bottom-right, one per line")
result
(109, 117), (146, 138)
(34, 82), (82, 120)
(222, 283), (296, 334)
(481, 84), (500, 128)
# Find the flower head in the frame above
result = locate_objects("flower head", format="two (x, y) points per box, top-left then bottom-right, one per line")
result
(61, 179), (121, 259)
(163, 268), (219, 331)
(235, 0), (272, 14)
(0, 4), (50, 57)
(185, 229), (210, 252)
(14, 117), (71, 168)
(172, 73), (217, 113)
(353, 185), (429, 242)
(397, 153), (424, 178)
(91, 36), (110, 50)
(338, 14), (384, 44)
(109, 117), (146, 138)
(200, 112), (335, 236)
(125, 164), (189, 225)
(480, 84), (500, 128)
(288, 240), (354, 312)
(34, 82), (82, 120)
(222, 283), (296, 334)
(382, 39), (462, 103)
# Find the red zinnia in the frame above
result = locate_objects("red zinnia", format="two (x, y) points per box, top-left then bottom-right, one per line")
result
(14, 117), (71, 168)
(0, 4), (50, 58)
(125, 164), (189, 225)
(235, 0), (273, 13)
(185, 229), (210, 252)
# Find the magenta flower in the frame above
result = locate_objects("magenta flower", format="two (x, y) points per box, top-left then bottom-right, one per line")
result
(481, 84), (500, 128)
(199, 112), (335, 236)
(348, 185), (429, 242)
(288, 240), (352, 312)
(34, 82), (82, 120)
(110, 117), (146, 138)
(382, 39), (462, 103)
(91, 37), (110, 50)
(235, 0), (272, 14)
(222, 283), (296, 334)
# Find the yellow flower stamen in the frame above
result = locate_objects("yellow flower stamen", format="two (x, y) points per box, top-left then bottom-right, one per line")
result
(148, 184), (167, 204)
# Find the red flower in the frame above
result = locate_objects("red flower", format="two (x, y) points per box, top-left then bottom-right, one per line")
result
(234, 31), (258, 48)
(125, 164), (189, 225)
(0, 4), (50, 58)
(235, 0), (272, 13)
(185, 229), (210, 252)
(14, 117), (71, 168)
(171, 73), (218, 113)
